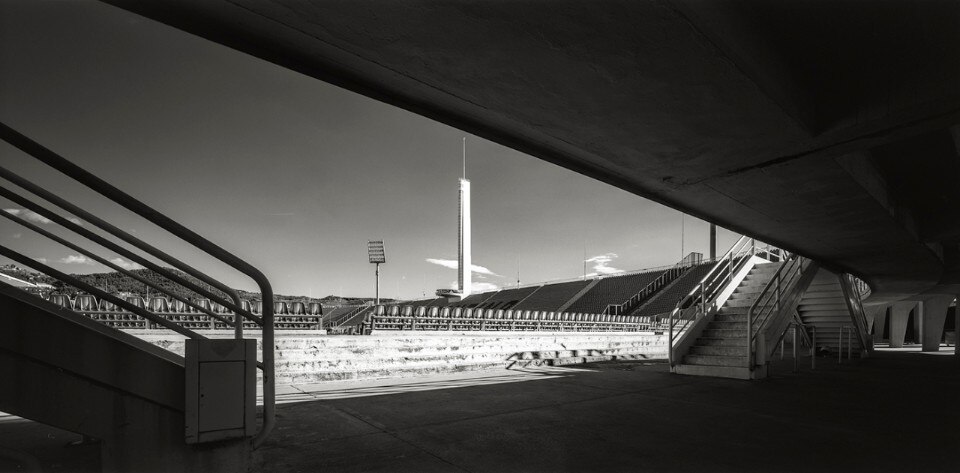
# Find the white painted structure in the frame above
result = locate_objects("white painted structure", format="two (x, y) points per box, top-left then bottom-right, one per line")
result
(458, 177), (472, 297)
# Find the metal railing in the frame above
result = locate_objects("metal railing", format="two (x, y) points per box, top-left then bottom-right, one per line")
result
(745, 254), (820, 369)
(667, 235), (759, 366)
(604, 261), (691, 316)
(0, 123), (275, 448)
(367, 305), (661, 333)
(837, 273), (873, 354)
(327, 304), (371, 328)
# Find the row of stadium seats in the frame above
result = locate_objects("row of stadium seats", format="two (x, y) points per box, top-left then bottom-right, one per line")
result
(366, 305), (664, 332)
(44, 294), (323, 330)
(46, 294), (322, 315)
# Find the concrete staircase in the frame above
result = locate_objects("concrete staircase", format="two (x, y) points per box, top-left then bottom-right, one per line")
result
(797, 269), (865, 357)
(675, 262), (782, 379)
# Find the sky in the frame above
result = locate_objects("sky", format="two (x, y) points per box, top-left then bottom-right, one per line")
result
(0, 1), (739, 300)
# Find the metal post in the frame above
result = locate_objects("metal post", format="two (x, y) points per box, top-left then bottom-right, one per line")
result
(375, 262), (380, 305)
(838, 327), (843, 364)
(700, 283), (705, 316)
(793, 326), (799, 373)
(811, 326), (817, 369)
(668, 310), (674, 367)
(847, 327), (852, 360)
(747, 305), (753, 368)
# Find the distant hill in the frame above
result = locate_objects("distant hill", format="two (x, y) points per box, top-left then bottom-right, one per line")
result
(0, 264), (390, 305)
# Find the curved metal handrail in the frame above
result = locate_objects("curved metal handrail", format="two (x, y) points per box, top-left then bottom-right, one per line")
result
(1, 122), (275, 448)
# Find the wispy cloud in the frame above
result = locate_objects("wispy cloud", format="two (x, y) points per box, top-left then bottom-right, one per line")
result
(585, 253), (624, 275)
(4, 208), (83, 226)
(59, 254), (95, 265)
(426, 258), (501, 277)
(11, 233), (21, 239)
(110, 257), (144, 271)
(4, 208), (51, 224)
(33, 257), (48, 264)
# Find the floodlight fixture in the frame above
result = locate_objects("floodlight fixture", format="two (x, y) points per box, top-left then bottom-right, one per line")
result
(367, 240), (386, 264)
(368, 240), (385, 304)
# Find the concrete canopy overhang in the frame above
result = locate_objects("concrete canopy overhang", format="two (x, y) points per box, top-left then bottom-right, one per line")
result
(101, 0), (960, 304)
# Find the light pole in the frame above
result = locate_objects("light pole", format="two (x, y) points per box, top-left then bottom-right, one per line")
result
(367, 240), (385, 305)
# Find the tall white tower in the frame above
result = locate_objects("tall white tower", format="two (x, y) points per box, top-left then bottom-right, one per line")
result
(458, 177), (472, 297)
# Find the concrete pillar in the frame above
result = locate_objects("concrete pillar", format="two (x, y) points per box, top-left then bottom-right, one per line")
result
(920, 296), (952, 352)
(913, 301), (923, 344)
(888, 301), (916, 348)
(871, 306), (888, 343)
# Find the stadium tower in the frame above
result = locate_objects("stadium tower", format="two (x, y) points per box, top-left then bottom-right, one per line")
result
(458, 175), (471, 297)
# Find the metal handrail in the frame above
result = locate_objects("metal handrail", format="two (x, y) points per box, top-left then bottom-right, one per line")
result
(1, 122), (275, 448)
(667, 235), (758, 366)
(604, 263), (689, 316)
(0, 209), (236, 326)
(746, 254), (808, 368)
(837, 274), (872, 354)
(328, 305), (371, 328)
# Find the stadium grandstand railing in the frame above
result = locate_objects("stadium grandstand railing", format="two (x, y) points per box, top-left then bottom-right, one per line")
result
(0, 123), (277, 447)
(603, 253), (704, 316)
(363, 305), (665, 333)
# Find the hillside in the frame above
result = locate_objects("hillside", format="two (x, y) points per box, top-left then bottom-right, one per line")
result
(0, 264), (389, 305)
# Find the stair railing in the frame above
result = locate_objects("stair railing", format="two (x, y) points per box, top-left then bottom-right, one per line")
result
(746, 255), (815, 369)
(0, 122), (275, 448)
(329, 304), (372, 328)
(667, 235), (758, 366)
(837, 273), (873, 354)
(604, 265), (688, 316)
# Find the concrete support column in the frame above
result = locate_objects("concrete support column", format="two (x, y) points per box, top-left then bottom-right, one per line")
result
(871, 306), (888, 343)
(888, 301), (916, 348)
(913, 301), (923, 345)
(920, 296), (952, 352)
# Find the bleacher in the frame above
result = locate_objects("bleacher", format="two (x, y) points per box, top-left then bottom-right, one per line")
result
(35, 293), (324, 330)
(366, 305), (664, 333)
(632, 262), (715, 317)
(563, 269), (665, 314)
(465, 286), (540, 310)
(511, 279), (592, 311)
(455, 291), (495, 307)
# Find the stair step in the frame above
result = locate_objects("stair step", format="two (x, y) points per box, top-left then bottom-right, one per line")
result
(800, 310), (854, 318)
(706, 321), (747, 330)
(724, 299), (758, 308)
(695, 337), (748, 347)
(797, 303), (848, 311)
(682, 354), (748, 367)
(701, 328), (747, 338)
(713, 313), (747, 322)
(688, 346), (746, 356)
(674, 364), (752, 380)
(719, 307), (748, 315)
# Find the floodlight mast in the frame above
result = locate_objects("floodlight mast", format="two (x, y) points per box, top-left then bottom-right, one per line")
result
(367, 240), (386, 305)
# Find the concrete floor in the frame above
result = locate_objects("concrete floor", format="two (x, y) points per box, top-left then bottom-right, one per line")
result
(254, 349), (959, 473)
(1, 348), (957, 472)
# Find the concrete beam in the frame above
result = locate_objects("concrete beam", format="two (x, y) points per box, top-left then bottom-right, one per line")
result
(888, 301), (917, 348)
(920, 296), (953, 352)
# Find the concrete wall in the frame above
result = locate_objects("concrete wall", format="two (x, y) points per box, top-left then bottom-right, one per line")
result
(135, 331), (666, 384)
